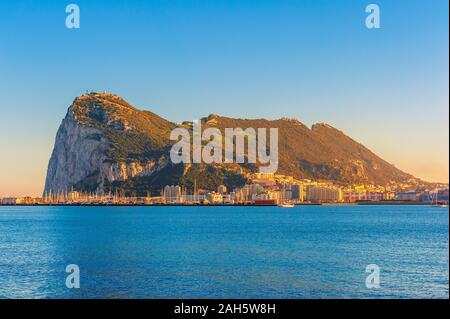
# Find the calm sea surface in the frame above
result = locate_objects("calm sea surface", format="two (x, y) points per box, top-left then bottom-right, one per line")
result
(0, 205), (448, 299)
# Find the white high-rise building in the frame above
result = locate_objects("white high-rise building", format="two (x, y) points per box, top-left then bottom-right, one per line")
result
(306, 186), (342, 203)
(163, 185), (183, 203)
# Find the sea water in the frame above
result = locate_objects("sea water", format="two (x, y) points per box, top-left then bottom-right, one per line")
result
(0, 205), (448, 298)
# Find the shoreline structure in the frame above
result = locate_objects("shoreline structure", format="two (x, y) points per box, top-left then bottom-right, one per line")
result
(0, 201), (445, 207)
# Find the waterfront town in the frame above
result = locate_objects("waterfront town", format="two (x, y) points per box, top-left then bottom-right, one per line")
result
(1, 173), (448, 206)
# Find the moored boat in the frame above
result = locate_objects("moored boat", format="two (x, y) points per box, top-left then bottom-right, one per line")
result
(278, 203), (295, 208)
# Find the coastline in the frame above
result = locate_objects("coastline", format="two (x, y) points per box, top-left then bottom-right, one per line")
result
(0, 201), (446, 207)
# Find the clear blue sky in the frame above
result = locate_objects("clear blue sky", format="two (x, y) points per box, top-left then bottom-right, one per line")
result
(0, 0), (448, 196)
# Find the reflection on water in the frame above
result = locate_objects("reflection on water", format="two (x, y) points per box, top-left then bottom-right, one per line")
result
(0, 205), (448, 298)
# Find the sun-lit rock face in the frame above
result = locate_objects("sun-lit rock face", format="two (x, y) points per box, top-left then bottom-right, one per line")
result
(44, 93), (420, 197)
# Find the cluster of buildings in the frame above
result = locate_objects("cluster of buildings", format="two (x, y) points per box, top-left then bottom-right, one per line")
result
(162, 184), (234, 204)
(1, 173), (448, 206)
(158, 173), (449, 206)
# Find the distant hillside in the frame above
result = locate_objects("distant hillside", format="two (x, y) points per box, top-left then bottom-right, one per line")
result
(44, 93), (424, 196)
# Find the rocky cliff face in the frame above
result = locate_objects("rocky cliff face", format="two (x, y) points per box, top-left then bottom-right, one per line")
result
(45, 93), (423, 196)
(44, 109), (169, 194)
(44, 93), (173, 195)
(44, 109), (107, 194)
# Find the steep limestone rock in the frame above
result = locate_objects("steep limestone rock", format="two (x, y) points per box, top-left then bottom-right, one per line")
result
(44, 93), (425, 196)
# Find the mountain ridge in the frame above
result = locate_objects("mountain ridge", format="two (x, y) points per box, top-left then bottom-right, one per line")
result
(44, 93), (426, 196)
